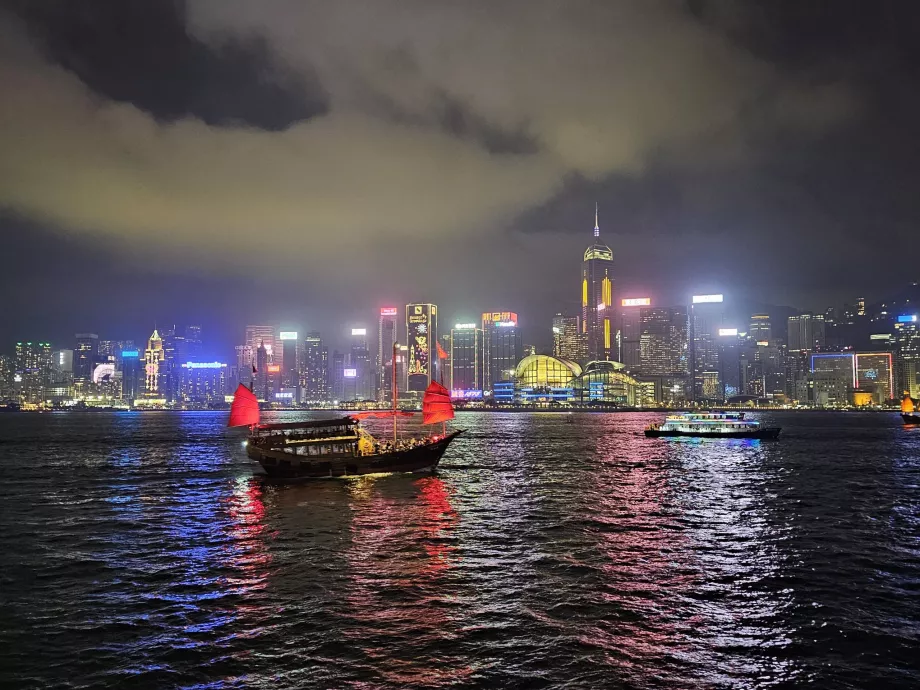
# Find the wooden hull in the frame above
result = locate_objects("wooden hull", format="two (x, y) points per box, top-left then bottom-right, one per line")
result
(645, 427), (781, 439)
(903, 413), (920, 426)
(247, 431), (464, 480)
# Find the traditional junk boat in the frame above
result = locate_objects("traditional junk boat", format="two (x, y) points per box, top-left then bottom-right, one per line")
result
(228, 345), (463, 479)
(645, 411), (781, 439)
(902, 392), (920, 425)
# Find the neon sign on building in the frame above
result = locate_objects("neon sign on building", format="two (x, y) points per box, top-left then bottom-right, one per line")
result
(621, 298), (651, 307)
(692, 294), (724, 304)
(482, 311), (518, 326)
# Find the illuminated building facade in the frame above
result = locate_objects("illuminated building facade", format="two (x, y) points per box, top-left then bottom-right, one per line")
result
(245, 325), (277, 371)
(74, 333), (98, 382)
(279, 331), (300, 396)
(749, 314), (772, 343)
(161, 326), (185, 403)
(255, 341), (269, 400)
(143, 329), (165, 396)
(15, 341), (53, 405)
(482, 311), (521, 392)
(855, 352), (894, 404)
(235, 344), (254, 384)
(552, 314), (587, 363)
(185, 325), (202, 361)
(331, 351), (345, 401)
(895, 315), (920, 398)
(349, 328), (374, 400)
(180, 362), (229, 404)
(121, 350), (141, 402)
(788, 314), (826, 353)
(690, 295), (724, 401)
(406, 303), (437, 392)
(718, 331), (742, 399)
(302, 332), (328, 402)
(638, 307), (688, 376)
(811, 353), (855, 406)
(618, 298), (651, 371)
(377, 308), (398, 401)
(581, 206), (614, 361)
(52, 349), (73, 386)
(0, 355), (14, 402)
(450, 323), (483, 393)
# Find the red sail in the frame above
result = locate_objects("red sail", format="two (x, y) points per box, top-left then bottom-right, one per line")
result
(228, 383), (260, 427)
(422, 380), (454, 425)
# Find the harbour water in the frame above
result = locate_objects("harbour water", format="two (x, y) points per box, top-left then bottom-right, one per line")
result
(1, 411), (918, 689)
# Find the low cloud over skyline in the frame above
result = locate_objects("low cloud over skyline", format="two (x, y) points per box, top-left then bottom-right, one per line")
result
(1, 0), (917, 349)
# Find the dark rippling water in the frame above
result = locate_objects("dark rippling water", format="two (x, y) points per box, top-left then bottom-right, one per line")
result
(1, 411), (919, 689)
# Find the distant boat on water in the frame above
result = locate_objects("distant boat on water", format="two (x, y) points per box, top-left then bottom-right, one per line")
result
(645, 411), (781, 439)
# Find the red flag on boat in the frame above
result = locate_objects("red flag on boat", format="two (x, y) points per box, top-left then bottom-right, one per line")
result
(436, 342), (449, 360)
(228, 383), (260, 427)
(422, 380), (454, 425)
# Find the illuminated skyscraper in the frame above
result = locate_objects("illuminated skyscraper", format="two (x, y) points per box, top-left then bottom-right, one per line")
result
(406, 303), (437, 392)
(161, 326), (186, 403)
(279, 330), (300, 394)
(690, 295), (725, 401)
(235, 345), (254, 383)
(15, 342), (53, 405)
(450, 323), (483, 393)
(787, 314), (826, 353)
(639, 307), (688, 376)
(143, 329), (164, 397)
(552, 314), (588, 363)
(855, 352), (894, 404)
(0, 354), (15, 402)
(581, 205), (614, 361)
(255, 341), (269, 400)
(895, 315), (920, 398)
(377, 308), (399, 401)
(301, 332), (328, 403)
(749, 314), (772, 343)
(245, 325), (277, 369)
(185, 325), (203, 361)
(74, 333), (98, 382)
(331, 351), (346, 401)
(618, 299), (651, 371)
(482, 311), (522, 391)
(121, 349), (141, 402)
(349, 327), (373, 400)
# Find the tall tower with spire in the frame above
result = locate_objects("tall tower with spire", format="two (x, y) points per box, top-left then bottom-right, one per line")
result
(582, 204), (615, 361)
(144, 328), (165, 396)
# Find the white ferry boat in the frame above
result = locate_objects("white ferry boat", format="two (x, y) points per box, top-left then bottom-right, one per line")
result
(645, 411), (781, 439)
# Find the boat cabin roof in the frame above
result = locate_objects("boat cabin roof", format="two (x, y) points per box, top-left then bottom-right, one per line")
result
(256, 417), (358, 431)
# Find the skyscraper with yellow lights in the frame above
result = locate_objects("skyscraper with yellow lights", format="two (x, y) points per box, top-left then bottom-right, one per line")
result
(582, 204), (615, 361)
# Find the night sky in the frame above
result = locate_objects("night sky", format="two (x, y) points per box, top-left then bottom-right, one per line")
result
(2, 1), (918, 355)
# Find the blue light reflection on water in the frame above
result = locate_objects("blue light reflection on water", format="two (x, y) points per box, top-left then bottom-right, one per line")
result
(1, 410), (919, 688)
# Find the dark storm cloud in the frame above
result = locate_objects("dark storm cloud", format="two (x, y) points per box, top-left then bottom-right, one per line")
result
(0, 0), (916, 349)
(5, 0), (326, 129)
(0, 1), (855, 263)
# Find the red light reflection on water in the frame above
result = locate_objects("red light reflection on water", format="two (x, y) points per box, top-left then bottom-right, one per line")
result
(223, 478), (272, 594)
(575, 443), (698, 665)
(343, 476), (471, 686)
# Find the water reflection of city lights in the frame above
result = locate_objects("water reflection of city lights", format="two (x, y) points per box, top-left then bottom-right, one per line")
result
(342, 476), (471, 685)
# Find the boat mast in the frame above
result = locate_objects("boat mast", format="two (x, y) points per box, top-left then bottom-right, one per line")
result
(392, 341), (399, 444)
